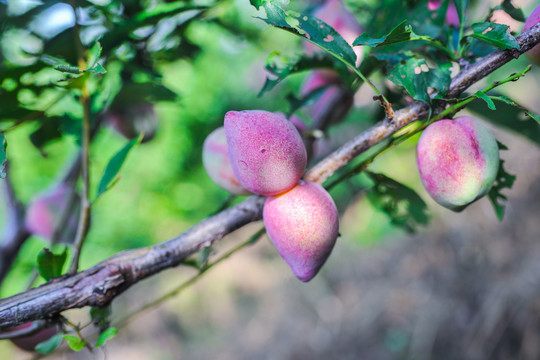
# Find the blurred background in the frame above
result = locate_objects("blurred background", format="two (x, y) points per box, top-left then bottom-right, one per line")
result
(0, 0), (539, 359)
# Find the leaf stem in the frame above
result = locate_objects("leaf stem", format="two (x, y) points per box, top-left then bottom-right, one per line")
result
(116, 227), (266, 328)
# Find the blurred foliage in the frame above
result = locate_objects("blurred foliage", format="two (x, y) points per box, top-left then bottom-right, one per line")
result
(0, 4), (539, 356)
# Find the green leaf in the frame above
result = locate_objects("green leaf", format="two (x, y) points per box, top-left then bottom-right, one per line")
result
(259, 3), (357, 66)
(497, 0), (525, 22)
(387, 56), (451, 104)
(259, 52), (345, 96)
(90, 306), (112, 329)
(353, 20), (412, 47)
(489, 95), (540, 124)
(468, 94), (540, 146)
(63, 335), (86, 352)
(285, 85), (330, 115)
(35, 333), (63, 354)
(474, 91), (495, 110)
(366, 172), (430, 233)
(36, 247), (68, 281)
(0, 134), (6, 179)
(249, 0), (267, 10)
(470, 22), (520, 50)
(96, 135), (142, 199)
(453, 0), (469, 25)
(96, 327), (118, 348)
(87, 63), (107, 75)
(87, 42), (102, 69)
(488, 159), (516, 221)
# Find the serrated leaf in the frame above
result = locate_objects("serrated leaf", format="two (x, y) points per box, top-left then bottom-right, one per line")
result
(87, 42), (102, 69)
(353, 20), (412, 47)
(488, 159), (516, 221)
(35, 333), (63, 354)
(0, 134), (6, 178)
(387, 57), (451, 104)
(63, 335), (86, 352)
(366, 172), (430, 233)
(96, 327), (117, 348)
(497, 0), (525, 22)
(96, 135), (142, 199)
(37, 247), (68, 281)
(259, 52), (344, 96)
(470, 22), (520, 50)
(260, 3), (357, 66)
(468, 94), (540, 146)
(474, 91), (495, 110)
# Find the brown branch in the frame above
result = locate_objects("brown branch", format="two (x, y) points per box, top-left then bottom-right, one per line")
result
(0, 23), (539, 330)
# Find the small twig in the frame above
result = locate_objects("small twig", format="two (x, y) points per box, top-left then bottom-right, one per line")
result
(116, 227), (266, 328)
(68, 3), (92, 275)
(63, 317), (94, 353)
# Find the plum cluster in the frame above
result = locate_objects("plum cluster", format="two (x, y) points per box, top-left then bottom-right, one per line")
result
(203, 110), (339, 282)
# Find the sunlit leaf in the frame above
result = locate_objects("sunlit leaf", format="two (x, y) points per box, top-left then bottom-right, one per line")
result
(63, 334), (86, 352)
(96, 135), (142, 199)
(37, 247), (68, 281)
(96, 327), (117, 348)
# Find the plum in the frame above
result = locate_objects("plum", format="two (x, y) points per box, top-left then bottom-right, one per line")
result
(263, 181), (339, 282)
(428, 1), (460, 27)
(416, 116), (499, 211)
(224, 110), (307, 196)
(202, 127), (250, 195)
(5, 322), (60, 352)
(524, 4), (540, 65)
(25, 184), (80, 243)
(104, 103), (157, 143)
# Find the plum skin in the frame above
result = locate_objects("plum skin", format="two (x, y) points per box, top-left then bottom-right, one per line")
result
(224, 110), (307, 196)
(263, 181), (339, 282)
(416, 116), (499, 211)
(524, 4), (540, 65)
(202, 127), (250, 195)
(5, 322), (60, 352)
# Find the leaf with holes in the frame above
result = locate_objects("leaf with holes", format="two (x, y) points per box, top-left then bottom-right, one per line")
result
(387, 57), (451, 104)
(366, 172), (430, 233)
(258, 3), (357, 66)
(488, 159), (516, 221)
(469, 22), (520, 50)
(259, 52), (344, 96)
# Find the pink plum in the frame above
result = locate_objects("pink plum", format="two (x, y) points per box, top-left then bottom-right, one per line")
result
(202, 127), (250, 195)
(5, 322), (60, 352)
(305, 0), (363, 64)
(417, 116), (499, 211)
(263, 181), (339, 282)
(25, 184), (80, 242)
(300, 70), (352, 123)
(105, 103), (157, 142)
(524, 4), (540, 65)
(224, 110), (307, 196)
(428, 1), (460, 27)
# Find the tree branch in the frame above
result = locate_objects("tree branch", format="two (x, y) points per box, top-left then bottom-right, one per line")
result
(0, 23), (539, 330)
